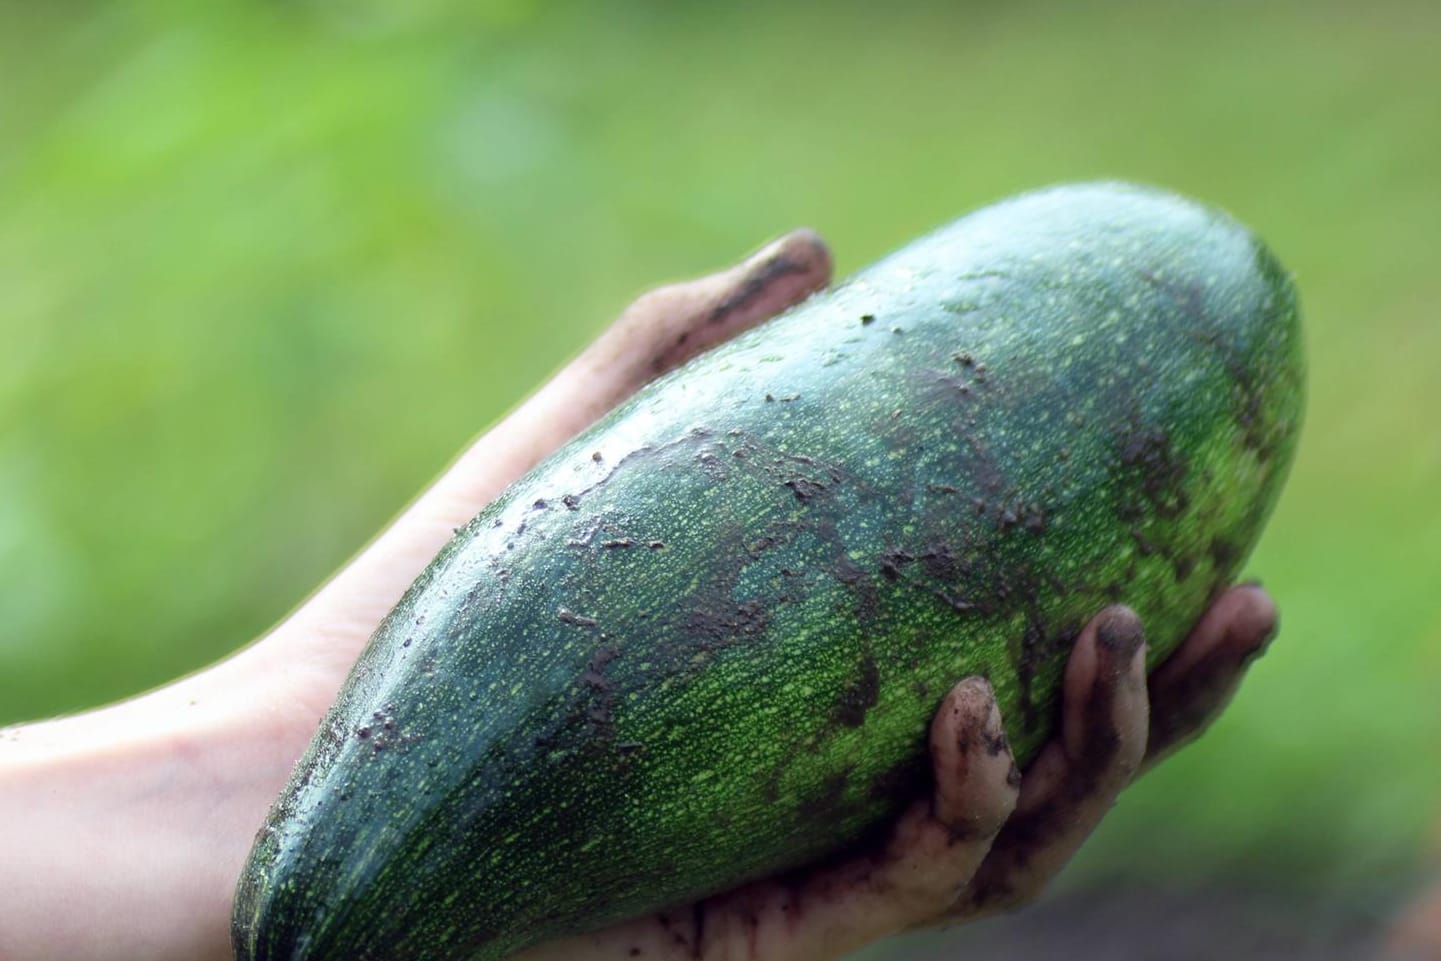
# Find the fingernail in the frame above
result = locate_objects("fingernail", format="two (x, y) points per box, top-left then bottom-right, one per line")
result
(979, 690), (1010, 760)
(1239, 612), (1280, 666)
(744, 228), (831, 275)
(1095, 607), (1145, 668)
(953, 676), (998, 728)
(948, 677), (1007, 767)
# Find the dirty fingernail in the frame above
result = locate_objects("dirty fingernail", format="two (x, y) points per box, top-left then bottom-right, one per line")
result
(1095, 606), (1145, 667)
(745, 228), (831, 274)
(951, 677), (998, 732)
(967, 683), (1010, 763)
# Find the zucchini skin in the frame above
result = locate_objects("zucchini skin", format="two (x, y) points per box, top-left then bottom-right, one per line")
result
(233, 182), (1304, 961)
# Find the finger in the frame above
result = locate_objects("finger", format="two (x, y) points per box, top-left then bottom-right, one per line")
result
(955, 606), (1149, 918)
(1143, 583), (1278, 770)
(608, 228), (835, 380)
(734, 678), (1019, 955)
(274, 231), (831, 651)
(929, 678), (1024, 840)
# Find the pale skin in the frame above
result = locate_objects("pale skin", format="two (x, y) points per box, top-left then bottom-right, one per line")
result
(0, 231), (1279, 961)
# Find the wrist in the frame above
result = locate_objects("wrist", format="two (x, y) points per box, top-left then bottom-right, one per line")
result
(0, 658), (318, 961)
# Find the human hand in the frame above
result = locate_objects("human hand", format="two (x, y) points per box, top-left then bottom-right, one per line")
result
(515, 585), (1277, 961)
(0, 229), (1277, 961)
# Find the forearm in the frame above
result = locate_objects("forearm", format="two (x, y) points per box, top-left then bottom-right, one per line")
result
(0, 663), (308, 961)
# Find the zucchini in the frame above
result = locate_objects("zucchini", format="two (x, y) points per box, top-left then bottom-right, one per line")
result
(233, 182), (1304, 961)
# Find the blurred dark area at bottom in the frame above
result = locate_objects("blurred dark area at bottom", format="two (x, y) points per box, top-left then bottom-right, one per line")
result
(874, 879), (1432, 961)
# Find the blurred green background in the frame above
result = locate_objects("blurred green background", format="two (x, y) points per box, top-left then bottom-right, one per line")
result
(2, 0), (1438, 953)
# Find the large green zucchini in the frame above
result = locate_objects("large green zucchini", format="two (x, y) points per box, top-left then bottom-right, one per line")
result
(233, 182), (1304, 960)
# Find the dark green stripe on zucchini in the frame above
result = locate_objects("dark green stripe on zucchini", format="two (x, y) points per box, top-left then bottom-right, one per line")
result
(233, 182), (1304, 961)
